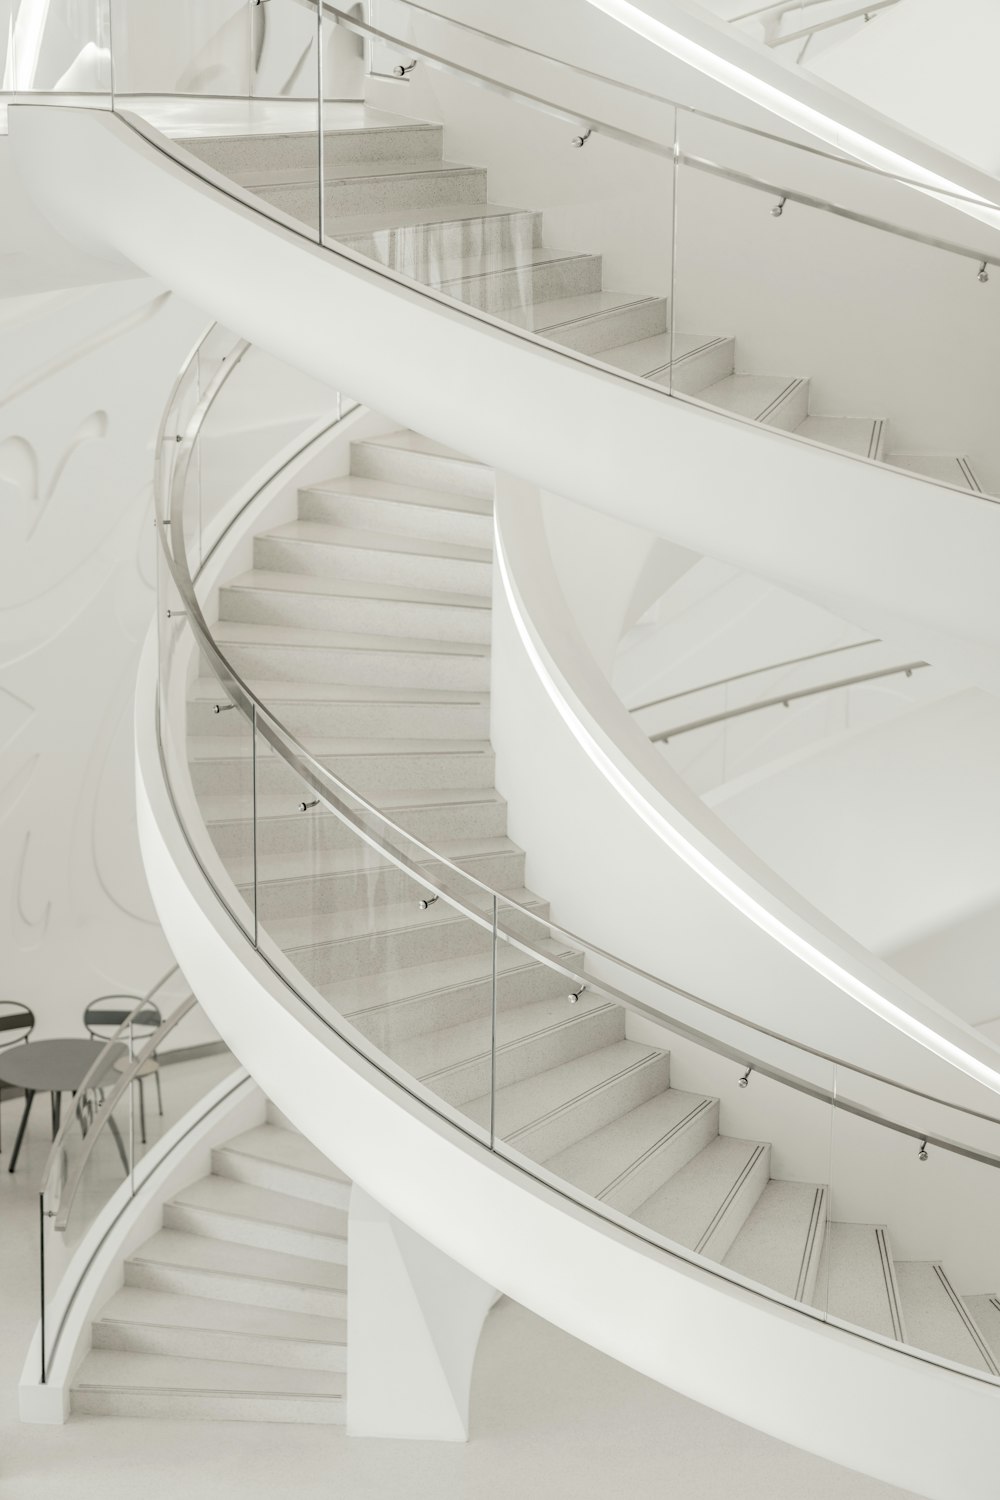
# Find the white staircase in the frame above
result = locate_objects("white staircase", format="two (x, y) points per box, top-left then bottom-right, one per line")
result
(178, 105), (984, 488)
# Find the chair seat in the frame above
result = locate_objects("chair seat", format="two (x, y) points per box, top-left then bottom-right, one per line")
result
(112, 1054), (160, 1079)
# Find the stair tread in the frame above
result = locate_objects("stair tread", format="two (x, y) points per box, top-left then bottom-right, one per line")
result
(236, 156), (481, 188)
(75, 1350), (346, 1397)
(171, 1176), (348, 1240)
(513, 289), (663, 336)
(633, 1135), (766, 1251)
(598, 331), (732, 380)
(699, 373), (807, 421)
(429, 245), (599, 288)
(191, 676), (488, 707)
(188, 734), (495, 763)
(322, 942), (578, 1018)
(330, 199), (534, 239)
(130, 1230), (347, 1291)
(465, 1039), (664, 1138)
(98, 1286), (346, 1346)
(219, 1123), (351, 1187)
(225, 567), (491, 610)
(895, 1261), (997, 1373)
(262, 885), (543, 950)
(821, 1222), (905, 1341)
(888, 452), (983, 491)
(963, 1294), (1000, 1365)
(262, 520), (491, 564)
(174, 105), (438, 144)
(358, 430), (478, 464)
(199, 783), (505, 824)
(796, 415), (885, 458)
(543, 1088), (716, 1199)
(212, 617), (489, 659)
(304, 471), (492, 517)
(723, 1179), (827, 1301)
(221, 834), (521, 887)
(391, 990), (620, 1082)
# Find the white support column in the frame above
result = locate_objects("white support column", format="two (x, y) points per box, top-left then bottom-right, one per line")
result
(347, 1184), (497, 1441)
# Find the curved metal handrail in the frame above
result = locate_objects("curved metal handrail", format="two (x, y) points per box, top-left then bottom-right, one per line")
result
(651, 659), (929, 742)
(630, 638), (882, 714)
(153, 325), (1000, 1184)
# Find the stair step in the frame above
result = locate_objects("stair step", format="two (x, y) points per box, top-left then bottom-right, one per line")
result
(188, 675), (490, 740)
(895, 1262), (999, 1373)
(188, 733), (496, 797)
(73, 1351), (345, 1424)
(255, 520), (492, 594)
(213, 1123), (352, 1208)
(469, 1039), (671, 1162)
(599, 331), (735, 395)
(514, 290), (668, 357)
(350, 431), (493, 499)
(820, 1222), (906, 1341)
(221, 568), (491, 643)
(889, 452), (984, 492)
(211, 617), (490, 690)
(795, 415), (886, 459)
(92, 1287), (347, 1370)
(245, 157), (487, 222)
(126, 1229), (347, 1319)
(333, 201), (542, 264)
(299, 472), (492, 545)
(723, 1180), (828, 1303)
(698, 373), (810, 432)
(633, 1135), (770, 1262)
(963, 1294), (1000, 1368)
(543, 1088), (719, 1217)
(179, 110), (443, 173)
(431, 246), (604, 315)
(164, 1177), (348, 1264)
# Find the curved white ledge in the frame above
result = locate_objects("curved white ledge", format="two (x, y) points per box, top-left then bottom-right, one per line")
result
(135, 621), (1000, 1500)
(10, 103), (1000, 696)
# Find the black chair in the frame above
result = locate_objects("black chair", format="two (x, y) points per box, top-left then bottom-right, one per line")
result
(83, 996), (163, 1145)
(0, 1002), (35, 1152)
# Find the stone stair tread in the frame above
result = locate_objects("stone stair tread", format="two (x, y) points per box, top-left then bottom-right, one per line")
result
(322, 942), (578, 1017)
(796, 415), (885, 458)
(173, 103), (437, 143)
(212, 617), (490, 659)
(235, 156), (480, 188)
(97, 1286), (346, 1346)
(888, 452), (983, 491)
(723, 1179), (827, 1301)
(819, 1222), (906, 1342)
(390, 989), (618, 1081)
(963, 1294), (1000, 1366)
(191, 675), (488, 707)
(698, 372), (807, 421)
(262, 519), (491, 564)
(542, 1088), (716, 1200)
(598, 331), (732, 379)
(225, 567), (491, 610)
(75, 1350), (346, 1398)
(895, 1261), (998, 1374)
(130, 1230), (347, 1291)
(304, 471), (492, 517)
(199, 783), (505, 824)
(262, 885), (543, 950)
(513, 289), (662, 335)
(187, 733), (495, 763)
(221, 833), (521, 887)
(465, 1039), (664, 1138)
(219, 1123), (351, 1187)
(330, 198), (533, 239)
(171, 1176), (348, 1241)
(428, 245), (599, 287)
(633, 1135), (767, 1251)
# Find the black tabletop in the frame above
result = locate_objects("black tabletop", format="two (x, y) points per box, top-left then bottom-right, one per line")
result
(0, 1038), (128, 1093)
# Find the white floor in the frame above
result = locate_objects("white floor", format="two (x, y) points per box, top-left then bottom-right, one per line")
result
(0, 1077), (919, 1500)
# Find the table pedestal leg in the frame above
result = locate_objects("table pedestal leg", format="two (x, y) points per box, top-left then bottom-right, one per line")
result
(107, 1114), (129, 1174)
(9, 1089), (36, 1172)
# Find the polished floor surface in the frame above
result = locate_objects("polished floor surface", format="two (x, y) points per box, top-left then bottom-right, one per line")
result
(0, 1075), (919, 1500)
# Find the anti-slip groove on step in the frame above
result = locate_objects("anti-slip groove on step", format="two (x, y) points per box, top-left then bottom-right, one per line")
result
(875, 1227), (906, 1343)
(598, 1097), (717, 1204)
(694, 1144), (769, 1256)
(928, 1264), (1000, 1375)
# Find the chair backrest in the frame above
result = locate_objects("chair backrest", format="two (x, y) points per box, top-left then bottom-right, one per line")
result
(0, 1001), (34, 1050)
(83, 995), (162, 1043)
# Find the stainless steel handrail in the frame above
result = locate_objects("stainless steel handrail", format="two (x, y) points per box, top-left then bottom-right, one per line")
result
(651, 659), (929, 742)
(630, 638), (881, 714)
(153, 326), (1000, 1170)
(775, 0), (900, 47)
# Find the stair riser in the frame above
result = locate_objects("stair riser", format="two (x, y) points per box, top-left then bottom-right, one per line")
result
(249, 850), (526, 920)
(254, 535), (492, 594)
(92, 1321), (347, 1371)
(220, 583), (492, 643)
(430, 1004), (627, 1107)
(213, 641), (490, 691)
(701, 1144), (772, 1264)
(298, 489), (493, 547)
(211, 1148), (352, 1209)
(603, 1100), (721, 1218)
(191, 747), (496, 797)
(654, 338), (737, 397)
(208, 797), (508, 855)
(125, 1261), (347, 1320)
(351, 443), (493, 501)
(162, 1204), (348, 1265)
(72, 1389), (344, 1424)
(352, 957), (585, 1047)
(548, 298), (668, 357)
(260, 165), (487, 222)
(287, 904), (546, 986)
(339, 210), (542, 269)
(505, 1053), (672, 1164)
(189, 697), (491, 740)
(183, 124), (444, 175)
(765, 380), (810, 433)
(438, 254), (604, 315)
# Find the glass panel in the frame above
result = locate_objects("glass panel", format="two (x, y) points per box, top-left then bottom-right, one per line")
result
(828, 1065), (1000, 1380)
(183, 679), (258, 942)
(110, 0), (250, 98)
(491, 899), (836, 1321)
(252, 718), (497, 1146)
(5, 0), (111, 97)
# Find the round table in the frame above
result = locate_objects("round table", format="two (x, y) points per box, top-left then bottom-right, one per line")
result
(0, 1039), (127, 1172)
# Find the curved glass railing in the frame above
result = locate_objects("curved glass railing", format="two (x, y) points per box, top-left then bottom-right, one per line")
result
(149, 313), (1000, 1393)
(35, 968), (240, 1383)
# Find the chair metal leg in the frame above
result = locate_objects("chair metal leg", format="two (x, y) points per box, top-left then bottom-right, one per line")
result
(154, 1065), (163, 1118)
(9, 1090), (36, 1172)
(138, 1076), (147, 1146)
